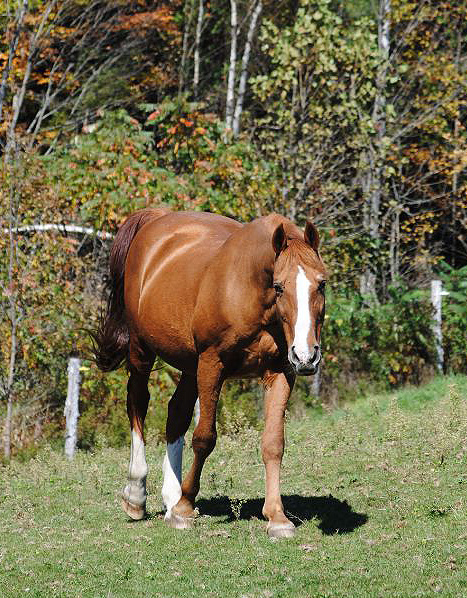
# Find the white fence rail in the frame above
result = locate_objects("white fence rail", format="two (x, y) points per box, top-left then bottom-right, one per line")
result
(3, 223), (114, 240)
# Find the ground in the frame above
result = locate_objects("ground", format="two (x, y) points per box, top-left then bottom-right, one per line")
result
(1, 375), (467, 597)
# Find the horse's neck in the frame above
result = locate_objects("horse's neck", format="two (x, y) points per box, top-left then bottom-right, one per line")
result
(194, 217), (293, 349)
(216, 224), (278, 327)
(225, 225), (274, 288)
(221, 215), (299, 287)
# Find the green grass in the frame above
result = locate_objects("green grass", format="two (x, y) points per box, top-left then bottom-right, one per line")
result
(2, 375), (467, 597)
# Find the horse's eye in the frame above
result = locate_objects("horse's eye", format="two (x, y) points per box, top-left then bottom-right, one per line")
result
(318, 280), (326, 293)
(273, 282), (284, 295)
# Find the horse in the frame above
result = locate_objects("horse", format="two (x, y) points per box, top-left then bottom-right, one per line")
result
(93, 208), (327, 538)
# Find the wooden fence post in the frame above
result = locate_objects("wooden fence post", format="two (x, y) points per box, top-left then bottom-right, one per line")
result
(311, 364), (321, 398)
(64, 355), (81, 459)
(431, 280), (447, 374)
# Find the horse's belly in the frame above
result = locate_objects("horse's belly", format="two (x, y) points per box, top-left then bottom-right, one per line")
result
(125, 273), (197, 368)
(136, 301), (198, 372)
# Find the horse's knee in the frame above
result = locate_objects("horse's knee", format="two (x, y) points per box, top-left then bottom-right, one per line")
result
(262, 440), (284, 464)
(192, 429), (217, 457)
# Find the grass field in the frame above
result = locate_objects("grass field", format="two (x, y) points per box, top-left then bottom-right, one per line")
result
(2, 375), (467, 597)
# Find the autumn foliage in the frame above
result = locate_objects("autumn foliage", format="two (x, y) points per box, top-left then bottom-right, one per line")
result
(1, 0), (466, 455)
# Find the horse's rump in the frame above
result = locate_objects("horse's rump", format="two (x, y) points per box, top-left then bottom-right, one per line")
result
(92, 207), (169, 371)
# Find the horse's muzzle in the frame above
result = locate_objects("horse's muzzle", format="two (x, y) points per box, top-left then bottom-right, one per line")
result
(288, 345), (321, 376)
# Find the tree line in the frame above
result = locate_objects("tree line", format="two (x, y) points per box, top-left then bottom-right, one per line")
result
(1, 0), (466, 457)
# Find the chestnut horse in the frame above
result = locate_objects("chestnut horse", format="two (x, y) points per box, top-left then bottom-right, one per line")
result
(93, 209), (326, 538)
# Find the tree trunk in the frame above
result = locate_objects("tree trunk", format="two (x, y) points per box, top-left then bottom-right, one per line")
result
(370, 0), (390, 235)
(3, 323), (16, 459)
(193, 0), (204, 99)
(225, 0), (238, 133)
(360, 0), (390, 298)
(232, 0), (262, 137)
(389, 207), (400, 283)
(3, 153), (20, 459)
(179, 0), (195, 97)
(0, 0), (28, 125)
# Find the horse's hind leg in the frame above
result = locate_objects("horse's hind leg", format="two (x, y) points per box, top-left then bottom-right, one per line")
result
(162, 372), (198, 527)
(121, 351), (155, 520)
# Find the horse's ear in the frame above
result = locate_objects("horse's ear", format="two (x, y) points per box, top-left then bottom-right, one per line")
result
(304, 221), (319, 252)
(272, 224), (288, 256)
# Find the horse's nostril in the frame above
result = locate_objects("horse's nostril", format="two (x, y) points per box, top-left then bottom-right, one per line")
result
(291, 346), (299, 362)
(314, 345), (319, 351)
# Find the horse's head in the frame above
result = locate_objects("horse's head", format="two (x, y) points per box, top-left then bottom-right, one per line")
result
(272, 221), (327, 376)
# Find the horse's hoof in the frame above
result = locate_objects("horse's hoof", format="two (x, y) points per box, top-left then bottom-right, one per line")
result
(267, 521), (296, 539)
(164, 510), (195, 530)
(121, 497), (146, 521)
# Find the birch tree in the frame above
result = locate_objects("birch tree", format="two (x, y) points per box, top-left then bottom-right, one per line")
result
(360, 0), (390, 298)
(232, 0), (262, 136)
(193, 0), (204, 99)
(251, 1), (378, 224)
(225, 0), (263, 137)
(362, 0), (467, 293)
(225, 0), (238, 132)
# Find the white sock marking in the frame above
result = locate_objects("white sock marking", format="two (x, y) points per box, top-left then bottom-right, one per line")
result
(194, 398), (200, 427)
(124, 429), (148, 507)
(162, 436), (184, 517)
(293, 266), (312, 362)
(129, 429), (148, 479)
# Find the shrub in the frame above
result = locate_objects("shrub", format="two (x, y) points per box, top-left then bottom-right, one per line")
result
(320, 284), (436, 403)
(438, 262), (467, 374)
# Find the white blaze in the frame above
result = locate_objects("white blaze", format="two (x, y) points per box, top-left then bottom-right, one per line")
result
(162, 436), (184, 517)
(293, 266), (312, 362)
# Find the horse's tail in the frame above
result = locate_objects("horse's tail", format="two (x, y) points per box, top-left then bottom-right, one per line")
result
(92, 208), (169, 371)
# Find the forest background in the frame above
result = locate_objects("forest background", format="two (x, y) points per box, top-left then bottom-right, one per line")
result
(0, 0), (466, 459)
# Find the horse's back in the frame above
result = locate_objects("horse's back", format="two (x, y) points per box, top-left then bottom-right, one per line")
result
(124, 211), (242, 369)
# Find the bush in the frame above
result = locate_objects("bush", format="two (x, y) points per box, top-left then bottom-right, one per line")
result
(438, 262), (467, 374)
(140, 97), (282, 219)
(320, 284), (436, 403)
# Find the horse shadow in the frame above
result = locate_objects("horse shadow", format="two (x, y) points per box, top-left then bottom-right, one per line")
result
(194, 493), (368, 535)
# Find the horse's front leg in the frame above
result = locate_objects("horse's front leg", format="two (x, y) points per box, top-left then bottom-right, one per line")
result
(121, 359), (154, 520)
(171, 349), (224, 526)
(261, 370), (295, 538)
